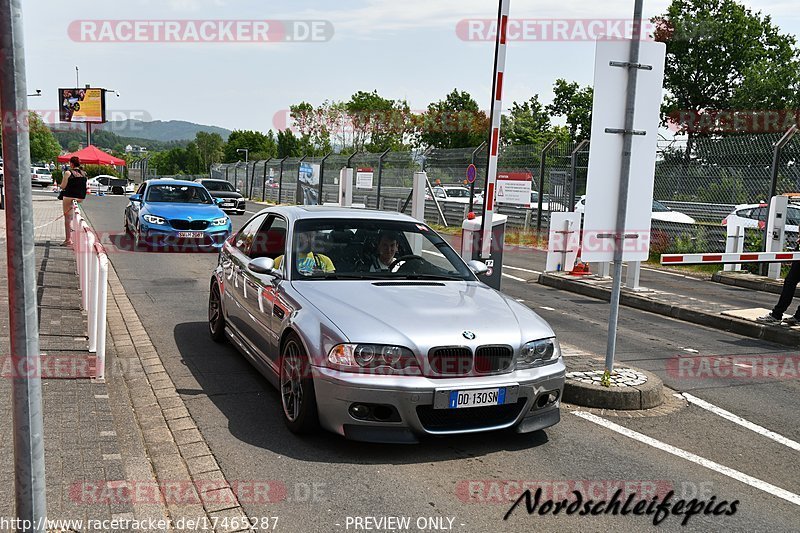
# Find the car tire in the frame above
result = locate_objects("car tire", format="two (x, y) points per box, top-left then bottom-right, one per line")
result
(133, 227), (147, 251)
(208, 280), (226, 343)
(279, 333), (319, 434)
(237, 210), (245, 216)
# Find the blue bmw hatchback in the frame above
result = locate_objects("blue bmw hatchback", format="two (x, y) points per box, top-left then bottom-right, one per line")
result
(124, 179), (233, 251)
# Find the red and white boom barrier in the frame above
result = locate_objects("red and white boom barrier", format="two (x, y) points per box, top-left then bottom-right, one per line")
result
(72, 203), (109, 381)
(661, 252), (800, 265)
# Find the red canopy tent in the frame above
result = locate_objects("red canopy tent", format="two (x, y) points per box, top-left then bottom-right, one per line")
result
(58, 145), (126, 166)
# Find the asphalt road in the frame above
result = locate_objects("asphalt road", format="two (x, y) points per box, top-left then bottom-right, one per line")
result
(78, 193), (800, 533)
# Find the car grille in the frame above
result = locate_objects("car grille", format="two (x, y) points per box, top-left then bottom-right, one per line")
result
(474, 345), (514, 374)
(428, 347), (472, 376)
(416, 399), (527, 431)
(170, 220), (208, 230)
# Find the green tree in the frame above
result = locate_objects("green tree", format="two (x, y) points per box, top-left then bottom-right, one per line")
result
(502, 95), (570, 146)
(195, 131), (225, 171)
(277, 129), (302, 158)
(222, 130), (276, 162)
(653, 0), (800, 136)
(414, 89), (489, 149)
(28, 112), (62, 163)
(345, 90), (410, 152)
(547, 79), (593, 141)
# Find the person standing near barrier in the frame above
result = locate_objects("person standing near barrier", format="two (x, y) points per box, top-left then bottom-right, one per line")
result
(59, 156), (87, 246)
(758, 261), (800, 326)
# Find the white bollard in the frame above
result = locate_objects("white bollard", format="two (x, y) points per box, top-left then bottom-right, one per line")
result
(94, 248), (109, 382)
(724, 223), (744, 272)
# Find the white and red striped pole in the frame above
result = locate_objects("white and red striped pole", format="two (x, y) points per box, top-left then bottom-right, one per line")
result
(479, 0), (511, 259)
(661, 251), (800, 265)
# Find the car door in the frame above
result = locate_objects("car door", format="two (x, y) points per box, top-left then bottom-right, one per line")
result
(224, 213), (268, 340)
(240, 215), (289, 366)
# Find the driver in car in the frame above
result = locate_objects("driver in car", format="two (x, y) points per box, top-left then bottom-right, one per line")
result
(275, 231), (335, 275)
(370, 230), (400, 272)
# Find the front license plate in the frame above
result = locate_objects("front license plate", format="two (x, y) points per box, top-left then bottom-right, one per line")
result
(178, 232), (204, 239)
(433, 385), (519, 409)
(223, 202), (234, 207)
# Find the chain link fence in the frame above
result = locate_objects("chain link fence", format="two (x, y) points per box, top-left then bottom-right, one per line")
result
(208, 130), (800, 256)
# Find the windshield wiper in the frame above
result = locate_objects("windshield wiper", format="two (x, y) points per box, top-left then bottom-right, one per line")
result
(394, 274), (464, 281)
(305, 273), (378, 280)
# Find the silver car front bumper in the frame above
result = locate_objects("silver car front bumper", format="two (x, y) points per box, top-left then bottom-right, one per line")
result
(312, 360), (566, 444)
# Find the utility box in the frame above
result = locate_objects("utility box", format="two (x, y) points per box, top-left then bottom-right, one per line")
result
(767, 195), (789, 279)
(461, 214), (507, 290)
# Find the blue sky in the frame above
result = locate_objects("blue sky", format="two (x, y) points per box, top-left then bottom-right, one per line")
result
(23, 0), (800, 133)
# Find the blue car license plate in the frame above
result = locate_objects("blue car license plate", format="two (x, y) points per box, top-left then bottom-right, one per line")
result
(178, 231), (204, 239)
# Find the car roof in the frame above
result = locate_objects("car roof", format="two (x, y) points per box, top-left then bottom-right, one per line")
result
(146, 179), (202, 187)
(196, 178), (227, 183)
(251, 205), (422, 225)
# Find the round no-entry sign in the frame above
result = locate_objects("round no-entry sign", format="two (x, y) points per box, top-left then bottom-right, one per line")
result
(466, 164), (477, 183)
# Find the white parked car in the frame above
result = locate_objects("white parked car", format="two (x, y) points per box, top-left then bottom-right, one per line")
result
(31, 166), (53, 187)
(87, 175), (136, 195)
(722, 203), (800, 233)
(428, 186), (483, 204)
(574, 196), (696, 224)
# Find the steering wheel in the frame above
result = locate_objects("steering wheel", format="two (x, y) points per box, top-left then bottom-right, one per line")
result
(389, 254), (426, 272)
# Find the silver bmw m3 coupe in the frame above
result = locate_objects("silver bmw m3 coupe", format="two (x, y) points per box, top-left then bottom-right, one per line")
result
(208, 205), (565, 443)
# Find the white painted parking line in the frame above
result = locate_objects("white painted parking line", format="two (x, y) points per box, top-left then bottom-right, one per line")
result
(502, 273), (527, 282)
(681, 393), (800, 452)
(503, 265), (542, 275)
(245, 210), (259, 215)
(540, 306), (555, 311)
(574, 411), (800, 507)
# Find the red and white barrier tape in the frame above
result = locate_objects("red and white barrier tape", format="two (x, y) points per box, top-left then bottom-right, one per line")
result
(661, 252), (800, 265)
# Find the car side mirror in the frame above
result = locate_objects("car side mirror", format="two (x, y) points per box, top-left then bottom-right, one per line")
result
(215, 198), (225, 205)
(129, 194), (141, 203)
(236, 188), (241, 193)
(248, 257), (280, 277)
(467, 260), (489, 276)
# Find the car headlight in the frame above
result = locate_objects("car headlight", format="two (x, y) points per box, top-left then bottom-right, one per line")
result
(143, 214), (165, 225)
(516, 338), (560, 369)
(212, 217), (229, 226)
(327, 344), (420, 374)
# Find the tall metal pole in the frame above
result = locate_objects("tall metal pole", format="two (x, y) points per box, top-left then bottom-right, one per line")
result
(479, 0), (511, 259)
(605, 0), (644, 374)
(318, 152), (332, 205)
(761, 125), (798, 274)
(469, 141), (487, 213)
(261, 158), (271, 202)
(0, 0), (48, 529)
(569, 139), (590, 211)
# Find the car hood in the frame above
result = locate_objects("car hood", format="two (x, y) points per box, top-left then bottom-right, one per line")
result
(207, 191), (243, 199)
(293, 280), (554, 349)
(143, 203), (225, 220)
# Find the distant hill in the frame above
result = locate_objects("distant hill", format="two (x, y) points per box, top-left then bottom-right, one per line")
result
(95, 119), (232, 142)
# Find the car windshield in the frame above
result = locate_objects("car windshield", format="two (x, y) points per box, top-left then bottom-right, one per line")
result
(202, 181), (235, 192)
(36, 168), (51, 175)
(288, 219), (475, 281)
(652, 200), (671, 212)
(445, 188), (470, 198)
(146, 184), (212, 204)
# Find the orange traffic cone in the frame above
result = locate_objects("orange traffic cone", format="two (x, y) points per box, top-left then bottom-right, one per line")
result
(569, 249), (591, 276)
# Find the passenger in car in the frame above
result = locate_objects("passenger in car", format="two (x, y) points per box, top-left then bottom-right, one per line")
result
(275, 231), (335, 275)
(369, 230), (400, 272)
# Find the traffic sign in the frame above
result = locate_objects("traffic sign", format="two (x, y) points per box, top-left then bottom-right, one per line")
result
(466, 164), (477, 184)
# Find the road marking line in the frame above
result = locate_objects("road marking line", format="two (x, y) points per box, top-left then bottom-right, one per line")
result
(540, 306), (555, 311)
(682, 348), (699, 353)
(682, 393), (800, 452)
(573, 411), (800, 507)
(245, 210), (259, 215)
(502, 273), (527, 282)
(640, 265), (697, 279)
(503, 265), (542, 274)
